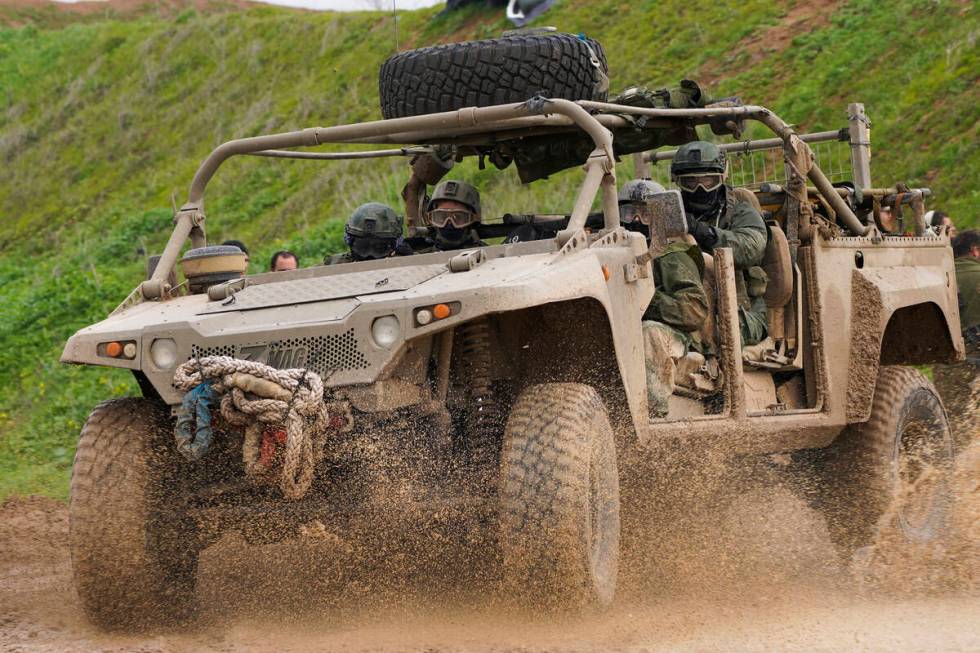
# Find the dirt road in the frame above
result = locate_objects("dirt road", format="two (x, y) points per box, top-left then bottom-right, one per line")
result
(1, 446), (977, 653)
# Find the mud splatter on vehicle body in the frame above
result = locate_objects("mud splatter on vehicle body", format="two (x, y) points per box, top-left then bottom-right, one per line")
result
(61, 34), (965, 628)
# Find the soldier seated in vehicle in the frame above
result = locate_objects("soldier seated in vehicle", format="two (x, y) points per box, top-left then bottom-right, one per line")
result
(671, 141), (769, 346)
(269, 250), (298, 272)
(925, 209), (957, 238)
(222, 239), (250, 274)
(324, 203), (413, 265)
(619, 180), (709, 417)
(417, 180), (486, 252)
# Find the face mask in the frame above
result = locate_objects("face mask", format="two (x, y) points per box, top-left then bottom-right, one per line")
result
(682, 186), (722, 216)
(435, 224), (471, 246)
(626, 223), (650, 239)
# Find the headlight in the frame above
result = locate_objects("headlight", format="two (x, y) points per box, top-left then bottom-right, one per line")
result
(371, 315), (400, 348)
(149, 338), (178, 369)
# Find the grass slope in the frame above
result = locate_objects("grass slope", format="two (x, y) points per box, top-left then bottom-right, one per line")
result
(1, 0), (977, 498)
(0, 0), (257, 29)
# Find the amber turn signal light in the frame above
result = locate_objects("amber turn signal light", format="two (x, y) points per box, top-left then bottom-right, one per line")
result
(432, 303), (451, 320)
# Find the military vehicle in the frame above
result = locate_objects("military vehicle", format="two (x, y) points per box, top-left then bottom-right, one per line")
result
(63, 35), (962, 629)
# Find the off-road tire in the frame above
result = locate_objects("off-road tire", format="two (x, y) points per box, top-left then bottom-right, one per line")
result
(818, 366), (954, 555)
(70, 398), (200, 630)
(499, 383), (620, 608)
(379, 33), (608, 119)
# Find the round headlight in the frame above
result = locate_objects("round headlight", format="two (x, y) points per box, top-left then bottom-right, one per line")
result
(416, 309), (433, 326)
(371, 315), (400, 348)
(149, 338), (178, 369)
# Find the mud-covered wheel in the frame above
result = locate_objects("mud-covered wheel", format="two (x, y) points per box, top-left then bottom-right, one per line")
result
(70, 398), (200, 630)
(498, 382), (620, 608)
(379, 33), (608, 119)
(819, 366), (954, 555)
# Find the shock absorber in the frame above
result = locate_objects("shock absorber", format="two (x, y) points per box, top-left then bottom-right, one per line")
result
(458, 317), (500, 465)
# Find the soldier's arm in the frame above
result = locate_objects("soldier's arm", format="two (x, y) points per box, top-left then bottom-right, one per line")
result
(712, 202), (767, 269)
(645, 252), (708, 333)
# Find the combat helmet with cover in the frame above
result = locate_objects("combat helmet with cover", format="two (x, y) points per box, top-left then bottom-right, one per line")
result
(671, 141), (728, 217)
(618, 179), (666, 204)
(427, 180), (481, 218)
(618, 179), (665, 230)
(345, 202), (403, 239)
(670, 141), (727, 176)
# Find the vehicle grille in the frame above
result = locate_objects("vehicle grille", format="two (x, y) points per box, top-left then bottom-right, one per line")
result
(189, 328), (369, 377)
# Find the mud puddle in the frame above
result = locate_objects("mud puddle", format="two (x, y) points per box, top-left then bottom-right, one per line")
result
(1, 444), (977, 653)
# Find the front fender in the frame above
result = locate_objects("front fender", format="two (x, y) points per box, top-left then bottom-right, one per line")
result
(489, 247), (654, 442)
(407, 237), (654, 441)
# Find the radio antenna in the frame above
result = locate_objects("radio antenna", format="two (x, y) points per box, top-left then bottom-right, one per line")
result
(392, 0), (399, 52)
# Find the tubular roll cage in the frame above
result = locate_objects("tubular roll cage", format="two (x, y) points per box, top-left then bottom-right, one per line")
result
(140, 98), (873, 300)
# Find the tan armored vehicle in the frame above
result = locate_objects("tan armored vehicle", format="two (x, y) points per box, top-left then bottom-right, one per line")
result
(63, 36), (963, 628)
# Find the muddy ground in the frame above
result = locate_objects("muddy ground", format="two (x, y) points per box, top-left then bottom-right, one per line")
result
(1, 444), (977, 653)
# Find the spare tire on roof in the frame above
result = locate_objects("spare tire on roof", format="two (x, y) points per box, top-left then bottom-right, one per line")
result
(379, 33), (609, 119)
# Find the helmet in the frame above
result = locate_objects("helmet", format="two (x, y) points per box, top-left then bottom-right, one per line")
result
(671, 141), (728, 217)
(670, 141), (727, 177)
(427, 180), (481, 218)
(618, 179), (665, 228)
(618, 179), (665, 204)
(345, 203), (403, 240)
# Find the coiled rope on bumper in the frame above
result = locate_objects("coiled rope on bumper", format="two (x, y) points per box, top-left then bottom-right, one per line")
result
(173, 355), (328, 500)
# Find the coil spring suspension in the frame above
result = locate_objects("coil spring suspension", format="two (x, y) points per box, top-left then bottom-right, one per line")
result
(459, 317), (499, 463)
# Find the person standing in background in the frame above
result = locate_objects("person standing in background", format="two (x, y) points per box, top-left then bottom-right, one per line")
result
(933, 230), (979, 451)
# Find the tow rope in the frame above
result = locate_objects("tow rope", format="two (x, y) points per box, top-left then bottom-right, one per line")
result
(173, 356), (329, 500)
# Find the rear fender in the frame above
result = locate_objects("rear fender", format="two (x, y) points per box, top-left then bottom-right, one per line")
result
(846, 266), (963, 422)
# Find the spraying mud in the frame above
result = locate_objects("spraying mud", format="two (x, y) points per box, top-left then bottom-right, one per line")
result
(1, 443), (977, 652)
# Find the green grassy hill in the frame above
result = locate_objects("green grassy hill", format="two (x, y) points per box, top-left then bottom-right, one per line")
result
(1, 0), (977, 498)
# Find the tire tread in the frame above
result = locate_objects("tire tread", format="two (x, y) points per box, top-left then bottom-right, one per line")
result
(70, 398), (197, 630)
(379, 34), (608, 119)
(499, 382), (619, 607)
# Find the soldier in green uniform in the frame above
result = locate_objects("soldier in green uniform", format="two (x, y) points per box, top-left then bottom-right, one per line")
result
(934, 230), (980, 449)
(417, 180), (486, 253)
(952, 230), (980, 339)
(324, 203), (412, 265)
(671, 141), (769, 346)
(620, 180), (709, 416)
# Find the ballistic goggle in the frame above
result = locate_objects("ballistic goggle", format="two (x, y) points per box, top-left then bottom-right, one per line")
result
(620, 202), (656, 226)
(428, 208), (477, 229)
(350, 236), (398, 260)
(675, 173), (725, 193)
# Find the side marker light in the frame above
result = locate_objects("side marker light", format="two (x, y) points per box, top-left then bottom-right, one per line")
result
(99, 340), (138, 360)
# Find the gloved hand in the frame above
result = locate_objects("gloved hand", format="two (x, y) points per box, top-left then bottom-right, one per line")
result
(688, 219), (718, 251)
